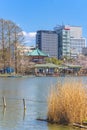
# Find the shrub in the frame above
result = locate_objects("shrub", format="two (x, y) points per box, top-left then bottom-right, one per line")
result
(47, 80), (87, 124)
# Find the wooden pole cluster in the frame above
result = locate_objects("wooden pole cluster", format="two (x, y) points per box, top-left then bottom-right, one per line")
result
(2, 97), (27, 111)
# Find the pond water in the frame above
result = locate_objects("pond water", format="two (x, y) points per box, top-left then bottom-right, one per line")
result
(0, 76), (86, 130)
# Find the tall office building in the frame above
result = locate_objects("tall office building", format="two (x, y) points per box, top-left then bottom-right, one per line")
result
(70, 38), (86, 57)
(54, 25), (71, 58)
(70, 26), (82, 38)
(54, 25), (86, 58)
(36, 30), (58, 58)
(70, 26), (86, 57)
(36, 25), (86, 59)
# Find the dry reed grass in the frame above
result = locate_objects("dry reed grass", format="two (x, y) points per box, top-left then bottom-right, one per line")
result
(47, 80), (87, 124)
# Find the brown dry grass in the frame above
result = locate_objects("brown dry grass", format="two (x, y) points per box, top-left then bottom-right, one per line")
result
(47, 80), (87, 124)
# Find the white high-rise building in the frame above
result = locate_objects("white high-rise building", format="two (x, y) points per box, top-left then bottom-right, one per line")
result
(70, 26), (82, 38)
(70, 26), (86, 57)
(54, 25), (86, 58)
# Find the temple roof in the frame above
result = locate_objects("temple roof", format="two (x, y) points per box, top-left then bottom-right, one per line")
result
(26, 48), (48, 57)
(34, 63), (58, 68)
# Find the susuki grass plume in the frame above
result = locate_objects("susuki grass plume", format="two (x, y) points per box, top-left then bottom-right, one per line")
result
(47, 80), (87, 124)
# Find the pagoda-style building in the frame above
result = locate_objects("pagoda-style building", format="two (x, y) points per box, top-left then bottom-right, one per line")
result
(26, 48), (48, 63)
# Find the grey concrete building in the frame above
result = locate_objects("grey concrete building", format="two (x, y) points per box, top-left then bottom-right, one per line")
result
(36, 30), (58, 58)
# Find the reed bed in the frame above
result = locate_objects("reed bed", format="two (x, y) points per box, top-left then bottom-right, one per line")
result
(47, 80), (87, 124)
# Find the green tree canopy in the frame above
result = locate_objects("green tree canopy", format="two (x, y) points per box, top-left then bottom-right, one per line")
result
(45, 57), (63, 65)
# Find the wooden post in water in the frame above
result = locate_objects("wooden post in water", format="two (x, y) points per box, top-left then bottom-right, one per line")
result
(23, 99), (26, 110)
(3, 96), (6, 108)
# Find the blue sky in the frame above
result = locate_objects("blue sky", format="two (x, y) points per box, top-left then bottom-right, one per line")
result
(0, 0), (87, 46)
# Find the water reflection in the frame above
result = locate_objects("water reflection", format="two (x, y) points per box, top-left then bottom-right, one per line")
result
(23, 110), (26, 120)
(0, 105), (23, 129)
(48, 124), (80, 130)
(2, 107), (6, 118)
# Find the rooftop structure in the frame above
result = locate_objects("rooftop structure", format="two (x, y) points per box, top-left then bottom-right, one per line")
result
(26, 48), (48, 63)
(26, 48), (48, 57)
